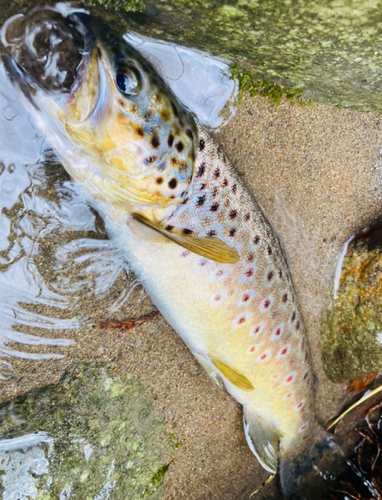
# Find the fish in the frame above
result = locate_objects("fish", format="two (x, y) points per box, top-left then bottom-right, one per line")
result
(0, 5), (324, 495)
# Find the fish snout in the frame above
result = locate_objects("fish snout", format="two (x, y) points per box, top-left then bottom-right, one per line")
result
(1, 8), (93, 93)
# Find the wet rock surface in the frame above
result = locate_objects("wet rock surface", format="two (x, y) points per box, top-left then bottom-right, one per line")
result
(0, 363), (169, 499)
(322, 228), (382, 382)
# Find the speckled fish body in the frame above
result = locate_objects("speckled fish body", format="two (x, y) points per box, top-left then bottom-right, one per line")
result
(1, 6), (315, 474)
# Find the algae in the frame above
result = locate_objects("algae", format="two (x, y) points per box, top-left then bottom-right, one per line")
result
(119, 0), (382, 112)
(0, 363), (170, 499)
(321, 236), (382, 382)
(83, 0), (145, 14)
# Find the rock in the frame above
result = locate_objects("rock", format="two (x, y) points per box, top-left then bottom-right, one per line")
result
(322, 227), (382, 382)
(0, 363), (171, 499)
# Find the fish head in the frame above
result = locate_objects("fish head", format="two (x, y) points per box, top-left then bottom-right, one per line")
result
(1, 6), (197, 213)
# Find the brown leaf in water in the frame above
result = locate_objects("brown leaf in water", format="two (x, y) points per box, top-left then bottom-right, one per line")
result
(97, 310), (159, 331)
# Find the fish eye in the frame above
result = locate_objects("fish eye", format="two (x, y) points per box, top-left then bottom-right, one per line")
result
(115, 67), (139, 96)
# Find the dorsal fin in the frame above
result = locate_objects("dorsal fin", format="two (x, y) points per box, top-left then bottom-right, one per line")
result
(243, 408), (280, 473)
(133, 213), (240, 264)
(211, 358), (254, 391)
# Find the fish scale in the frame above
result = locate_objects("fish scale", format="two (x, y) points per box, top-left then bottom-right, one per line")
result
(150, 122), (315, 465)
(1, 5), (316, 478)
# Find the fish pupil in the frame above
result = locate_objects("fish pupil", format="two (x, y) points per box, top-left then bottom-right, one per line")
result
(116, 71), (136, 96)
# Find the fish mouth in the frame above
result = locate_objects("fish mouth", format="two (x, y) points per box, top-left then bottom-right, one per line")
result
(1, 7), (95, 101)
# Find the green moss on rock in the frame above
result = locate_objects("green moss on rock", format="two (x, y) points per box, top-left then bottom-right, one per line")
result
(83, 0), (145, 13)
(322, 235), (382, 382)
(0, 363), (170, 499)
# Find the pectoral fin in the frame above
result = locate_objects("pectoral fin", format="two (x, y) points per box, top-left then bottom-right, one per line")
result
(211, 358), (254, 391)
(243, 408), (280, 474)
(134, 214), (240, 264)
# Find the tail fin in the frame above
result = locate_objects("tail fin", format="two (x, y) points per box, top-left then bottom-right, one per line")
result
(243, 408), (280, 474)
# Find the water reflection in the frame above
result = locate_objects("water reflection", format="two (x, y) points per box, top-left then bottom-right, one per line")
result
(0, 5), (237, 378)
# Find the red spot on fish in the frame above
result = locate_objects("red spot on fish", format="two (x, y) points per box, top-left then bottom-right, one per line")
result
(242, 294), (250, 302)
(286, 392), (292, 398)
(238, 316), (246, 324)
(263, 299), (270, 308)
(254, 326), (260, 334)
(249, 346), (256, 353)
(245, 268), (254, 277)
(285, 375), (293, 384)
(280, 347), (288, 355)
(297, 402), (303, 409)
(214, 295), (221, 301)
(260, 353), (267, 360)
(274, 328), (281, 337)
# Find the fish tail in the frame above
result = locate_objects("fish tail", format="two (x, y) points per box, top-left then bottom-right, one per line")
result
(243, 407), (280, 474)
(279, 429), (352, 499)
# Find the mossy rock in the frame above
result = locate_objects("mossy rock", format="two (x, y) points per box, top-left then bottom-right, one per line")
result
(322, 231), (382, 382)
(0, 363), (172, 499)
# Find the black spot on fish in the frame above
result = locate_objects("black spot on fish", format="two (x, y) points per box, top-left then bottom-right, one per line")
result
(244, 213), (250, 221)
(267, 271), (274, 281)
(168, 134), (174, 147)
(136, 127), (145, 137)
(214, 168), (220, 178)
(151, 135), (160, 148)
(282, 293), (288, 303)
(232, 183), (237, 194)
(144, 156), (156, 165)
(229, 209), (237, 219)
(197, 195), (205, 206)
(291, 312), (296, 322)
(253, 235), (260, 245)
(156, 177), (163, 185)
(176, 142), (184, 152)
(182, 228), (193, 235)
(279, 269), (283, 279)
(267, 246), (273, 255)
(212, 187), (218, 197)
(229, 228), (236, 237)
(186, 129), (193, 140)
(248, 254), (254, 262)
(207, 229), (217, 237)
(222, 178), (229, 187)
(165, 225), (174, 231)
(199, 138), (205, 151)
(210, 203), (219, 212)
(171, 157), (178, 166)
(197, 163), (206, 178)
(169, 178), (178, 189)
(296, 322), (300, 331)
(303, 372), (309, 381)
(200, 183), (206, 190)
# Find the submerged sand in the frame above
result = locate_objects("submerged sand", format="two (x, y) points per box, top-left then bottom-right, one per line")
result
(2, 94), (382, 498)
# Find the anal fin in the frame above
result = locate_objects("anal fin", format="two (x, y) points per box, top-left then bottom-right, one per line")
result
(243, 408), (280, 474)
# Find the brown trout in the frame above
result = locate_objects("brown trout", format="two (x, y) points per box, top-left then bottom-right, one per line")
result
(1, 5), (319, 486)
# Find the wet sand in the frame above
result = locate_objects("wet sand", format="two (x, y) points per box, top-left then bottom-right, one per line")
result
(2, 94), (382, 498)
